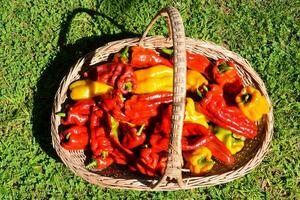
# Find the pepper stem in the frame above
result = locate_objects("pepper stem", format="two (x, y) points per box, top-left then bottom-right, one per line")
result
(124, 82), (132, 92)
(218, 63), (232, 73)
(101, 151), (108, 158)
(136, 124), (145, 136)
(121, 46), (129, 60)
(242, 94), (251, 103)
(86, 160), (98, 169)
(161, 48), (174, 55)
(196, 88), (204, 99)
(63, 132), (71, 143)
(56, 112), (66, 117)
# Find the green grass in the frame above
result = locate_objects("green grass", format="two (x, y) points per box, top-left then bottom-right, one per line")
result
(1, 0), (299, 199)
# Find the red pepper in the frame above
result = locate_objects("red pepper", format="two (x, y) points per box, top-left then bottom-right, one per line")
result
(120, 123), (146, 149)
(60, 125), (89, 150)
(83, 62), (136, 94)
(130, 46), (172, 68)
(108, 116), (136, 164)
(150, 133), (169, 153)
(124, 91), (173, 125)
(212, 59), (243, 102)
(197, 84), (257, 138)
(135, 148), (160, 176)
(156, 152), (168, 175)
(204, 135), (235, 165)
(181, 123), (214, 151)
(61, 99), (95, 126)
(86, 154), (114, 170)
(161, 48), (212, 78)
(89, 106), (113, 157)
(101, 90), (127, 122)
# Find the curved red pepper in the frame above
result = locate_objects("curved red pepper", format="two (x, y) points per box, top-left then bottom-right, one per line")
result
(60, 125), (89, 150)
(204, 135), (235, 165)
(197, 84), (257, 138)
(61, 99), (95, 126)
(150, 133), (169, 153)
(120, 123), (146, 149)
(130, 46), (172, 68)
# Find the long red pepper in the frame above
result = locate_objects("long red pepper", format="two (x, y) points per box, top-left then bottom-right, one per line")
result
(197, 84), (257, 138)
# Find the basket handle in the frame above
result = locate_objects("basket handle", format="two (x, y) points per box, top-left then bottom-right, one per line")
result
(140, 7), (187, 188)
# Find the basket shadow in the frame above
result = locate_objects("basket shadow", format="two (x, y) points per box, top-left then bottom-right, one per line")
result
(31, 8), (139, 161)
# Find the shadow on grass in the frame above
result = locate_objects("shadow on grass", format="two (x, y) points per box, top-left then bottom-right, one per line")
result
(32, 8), (138, 161)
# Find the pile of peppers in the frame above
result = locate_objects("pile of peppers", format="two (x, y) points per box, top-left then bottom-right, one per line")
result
(58, 46), (270, 176)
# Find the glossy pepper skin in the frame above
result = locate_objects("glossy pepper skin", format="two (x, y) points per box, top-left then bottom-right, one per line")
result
(183, 146), (215, 175)
(204, 135), (235, 165)
(135, 148), (160, 176)
(60, 125), (89, 150)
(185, 98), (208, 128)
(124, 91), (173, 125)
(61, 99), (95, 126)
(212, 59), (243, 100)
(133, 65), (173, 93)
(197, 84), (257, 139)
(161, 48), (211, 78)
(69, 79), (112, 100)
(120, 123), (146, 149)
(86, 154), (114, 170)
(235, 86), (270, 121)
(186, 70), (208, 92)
(89, 106), (113, 157)
(130, 46), (173, 68)
(83, 62), (137, 94)
(214, 126), (245, 155)
(108, 116), (136, 164)
(133, 66), (208, 94)
(181, 123), (214, 151)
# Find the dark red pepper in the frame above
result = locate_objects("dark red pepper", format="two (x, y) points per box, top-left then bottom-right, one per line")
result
(89, 106), (113, 157)
(120, 123), (146, 149)
(124, 91), (173, 125)
(197, 84), (257, 138)
(61, 99), (95, 126)
(135, 148), (160, 176)
(60, 125), (89, 150)
(108, 116), (136, 164)
(83, 62), (136, 94)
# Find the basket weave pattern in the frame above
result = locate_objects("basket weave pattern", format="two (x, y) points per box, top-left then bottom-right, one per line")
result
(51, 7), (273, 191)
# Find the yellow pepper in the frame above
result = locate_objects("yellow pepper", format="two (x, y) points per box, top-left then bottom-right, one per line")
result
(235, 86), (270, 121)
(185, 98), (208, 128)
(133, 65), (208, 94)
(214, 126), (245, 155)
(183, 146), (215, 175)
(69, 80), (113, 100)
(186, 70), (208, 92)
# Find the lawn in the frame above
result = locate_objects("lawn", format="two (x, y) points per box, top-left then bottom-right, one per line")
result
(1, 0), (299, 199)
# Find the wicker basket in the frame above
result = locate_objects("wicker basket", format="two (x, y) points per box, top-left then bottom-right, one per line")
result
(51, 7), (273, 191)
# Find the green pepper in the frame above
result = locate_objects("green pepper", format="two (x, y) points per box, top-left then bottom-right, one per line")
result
(214, 126), (245, 155)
